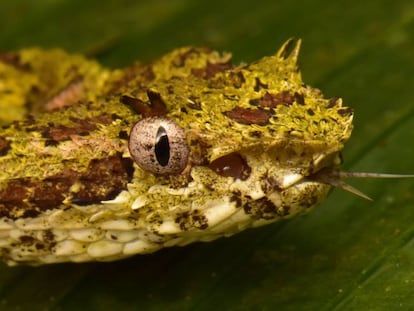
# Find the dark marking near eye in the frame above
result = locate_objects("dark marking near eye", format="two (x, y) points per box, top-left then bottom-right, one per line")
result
(209, 152), (251, 180)
(147, 89), (167, 112)
(307, 108), (315, 116)
(155, 126), (170, 167)
(120, 96), (147, 115)
(120, 90), (167, 117)
(254, 77), (268, 92)
(224, 107), (271, 125)
(188, 138), (210, 166)
(0, 155), (134, 219)
(0, 136), (10, 156)
(118, 130), (129, 140)
(337, 107), (353, 117)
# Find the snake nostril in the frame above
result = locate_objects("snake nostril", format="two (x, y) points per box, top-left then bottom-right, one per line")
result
(208, 152), (251, 180)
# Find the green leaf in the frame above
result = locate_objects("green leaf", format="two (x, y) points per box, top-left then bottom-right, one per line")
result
(1, 1), (414, 310)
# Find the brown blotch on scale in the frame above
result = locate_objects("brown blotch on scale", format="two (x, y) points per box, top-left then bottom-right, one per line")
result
(191, 61), (232, 78)
(165, 173), (193, 190)
(228, 71), (245, 89)
(294, 92), (305, 105)
(253, 91), (295, 108)
(172, 47), (211, 67)
(327, 97), (340, 108)
(262, 177), (283, 194)
(71, 156), (134, 205)
(243, 198), (288, 220)
(43, 230), (56, 249)
(175, 210), (209, 231)
(39, 114), (114, 142)
(209, 152), (251, 181)
(189, 138), (211, 166)
(230, 191), (243, 207)
(254, 77), (268, 92)
(249, 131), (262, 138)
(19, 235), (36, 246)
(0, 136), (10, 156)
(224, 107), (272, 126)
(12, 115), (36, 131)
(337, 107), (353, 117)
(16, 233), (56, 254)
(0, 155), (134, 219)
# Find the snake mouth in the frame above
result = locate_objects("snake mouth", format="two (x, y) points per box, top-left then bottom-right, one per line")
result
(306, 167), (373, 200)
(207, 151), (413, 201)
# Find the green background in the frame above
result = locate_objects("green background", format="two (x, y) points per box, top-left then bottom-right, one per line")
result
(1, 0), (414, 310)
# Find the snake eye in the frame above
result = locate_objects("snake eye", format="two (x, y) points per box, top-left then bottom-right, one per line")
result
(128, 117), (189, 175)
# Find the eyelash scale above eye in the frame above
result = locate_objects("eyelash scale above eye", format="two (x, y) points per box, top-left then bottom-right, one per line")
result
(128, 117), (189, 175)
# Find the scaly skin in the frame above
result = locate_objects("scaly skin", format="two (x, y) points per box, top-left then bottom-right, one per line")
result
(0, 40), (353, 265)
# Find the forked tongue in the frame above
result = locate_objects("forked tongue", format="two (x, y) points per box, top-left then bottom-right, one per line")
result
(312, 168), (414, 201)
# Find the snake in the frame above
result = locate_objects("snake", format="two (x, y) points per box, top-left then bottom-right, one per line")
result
(0, 39), (405, 265)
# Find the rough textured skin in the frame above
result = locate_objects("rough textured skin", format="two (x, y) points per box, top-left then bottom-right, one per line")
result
(0, 40), (353, 265)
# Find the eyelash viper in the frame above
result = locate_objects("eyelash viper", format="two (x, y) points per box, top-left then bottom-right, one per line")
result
(0, 39), (410, 265)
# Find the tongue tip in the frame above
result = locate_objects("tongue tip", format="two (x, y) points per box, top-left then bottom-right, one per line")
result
(338, 171), (414, 179)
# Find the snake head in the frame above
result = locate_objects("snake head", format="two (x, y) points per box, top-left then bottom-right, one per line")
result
(124, 39), (354, 238)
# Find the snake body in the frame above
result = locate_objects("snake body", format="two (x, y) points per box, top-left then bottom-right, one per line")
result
(0, 40), (353, 265)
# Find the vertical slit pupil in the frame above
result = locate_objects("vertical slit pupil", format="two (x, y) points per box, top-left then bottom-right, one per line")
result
(155, 126), (170, 166)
